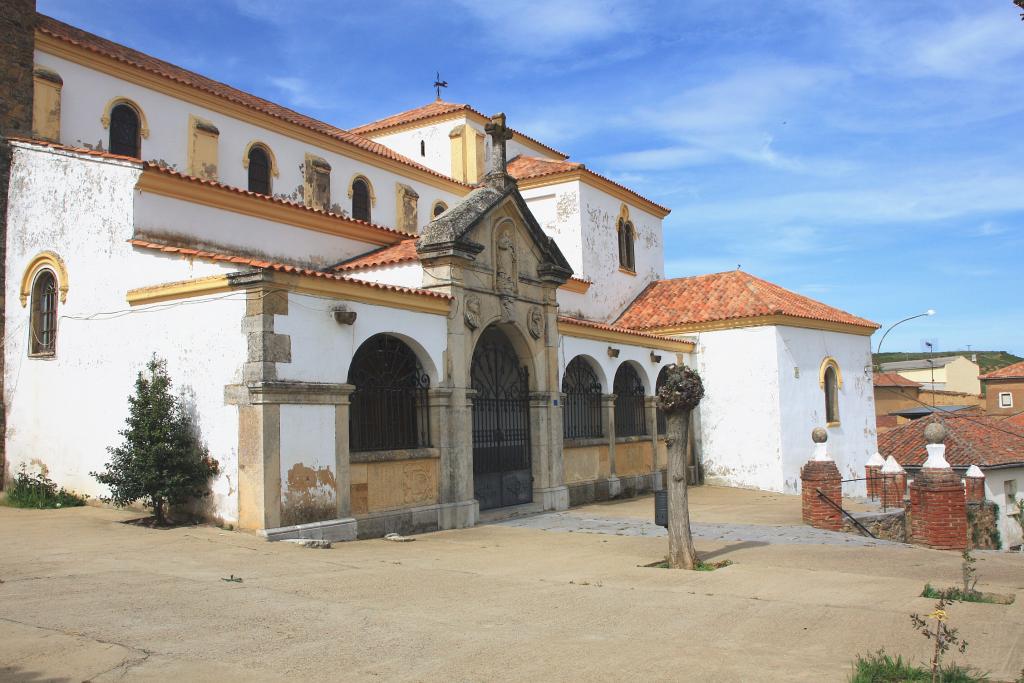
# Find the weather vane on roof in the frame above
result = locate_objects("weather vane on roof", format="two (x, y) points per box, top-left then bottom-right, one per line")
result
(433, 72), (448, 101)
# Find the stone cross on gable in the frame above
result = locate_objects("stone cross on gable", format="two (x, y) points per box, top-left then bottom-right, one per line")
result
(484, 112), (514, 190)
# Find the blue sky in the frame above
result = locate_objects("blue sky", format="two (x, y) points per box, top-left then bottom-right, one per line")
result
(41, 0), (1024, 355)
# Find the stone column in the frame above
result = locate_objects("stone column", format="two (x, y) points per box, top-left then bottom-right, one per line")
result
(530, 391), (568, 510)
(865, 451), (885, 500)
(879, 456), (906, 510)
(800, 428), (843, 531)
(334, 384), (356, 519)
(964, 464), (985, 504)
(602, 393), (620, 497)
(909, 423), (968, 551)
(645, 396), (661, 490)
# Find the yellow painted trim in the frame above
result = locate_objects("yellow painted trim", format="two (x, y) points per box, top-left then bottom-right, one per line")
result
(136, 167), (400, 246)
(347, 173), (377, 207)
(819, 357), (843, 389)
(242, 140), (279, 177)
(100, 96), (149, 138)
(186, 114), (219, 180)
(516, 170), (671, 219)
(431, 199), (448, 217)
(20, 252), (68, 307)
(126, 274), (232, 305)
(559, 279), (591, 294)
(268, 272), (450, 315)
(618, 266), (637, 276)
(37, 32), (468, 195)
(643, 315), (877, 337)
(558, 320), (693, 353)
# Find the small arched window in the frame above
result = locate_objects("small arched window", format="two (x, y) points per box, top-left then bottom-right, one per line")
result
(824, 365), (840, 424)
(29, 270), (58, 356)
(614, 363), (647, 437)
(562, 356), (603, 439)
(247, 145), (272, 195)
(432, 201), (447, 218)
(617, 218), (636, 272)
(420, 140), (426, 157)
(109, 103), (141, 158)
(351, 177), (371, 222)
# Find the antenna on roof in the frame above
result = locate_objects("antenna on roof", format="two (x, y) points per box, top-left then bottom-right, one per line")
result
(433, 72), (448, 101)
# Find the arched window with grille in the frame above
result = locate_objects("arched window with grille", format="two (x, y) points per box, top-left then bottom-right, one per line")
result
(351, 177), (372, 222)
(614, 363), (647, 437)
(655, 365), (669, 435)
(562, 356), (603, 439)
(617, 218), (635, 272)
(247, 145), (272, 195)
(29, 270), (58, 356)
(348, 334), (430, 452)
(108, 103), (141, 158)
(823, 364), (840, 425)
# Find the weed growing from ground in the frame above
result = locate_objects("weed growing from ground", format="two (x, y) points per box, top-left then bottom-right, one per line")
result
(2, 464), (87, 509)
(849, 650), (987, 682)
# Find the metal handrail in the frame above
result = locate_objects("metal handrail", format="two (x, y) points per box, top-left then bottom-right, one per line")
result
(816, 488), (877, 539)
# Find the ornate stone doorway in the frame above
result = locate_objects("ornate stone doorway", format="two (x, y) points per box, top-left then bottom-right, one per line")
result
(471, 326), (532, 510)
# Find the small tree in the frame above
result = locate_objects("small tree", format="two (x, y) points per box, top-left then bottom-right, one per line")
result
(656, 364), (705, 569)
(92, 356), (218, 526)
(910, 596), (968, 683)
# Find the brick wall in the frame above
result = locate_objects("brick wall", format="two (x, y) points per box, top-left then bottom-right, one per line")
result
(909, 469), (968, 551)
(801, 460), (843, 531)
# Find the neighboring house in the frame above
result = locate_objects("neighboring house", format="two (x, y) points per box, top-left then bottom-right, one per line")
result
(879, 355), (981, 394)
(0, 5), (881, 540)
(878, 413), (1024, 550)
(874, 372), (922, 429)
(616, 271), (880, 494)
(979, 360), (1024, 416)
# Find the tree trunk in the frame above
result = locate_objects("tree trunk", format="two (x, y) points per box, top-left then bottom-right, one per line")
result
(667, 409), (696, 569)
(153, 499), (165, 526)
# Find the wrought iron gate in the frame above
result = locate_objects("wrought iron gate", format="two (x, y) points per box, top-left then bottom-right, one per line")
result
(471, 327), (532, 510)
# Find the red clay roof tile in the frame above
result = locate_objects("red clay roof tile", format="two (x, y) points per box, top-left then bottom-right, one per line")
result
(615, 270), (879, 332)
(979, 360), (1024, 380)
(335, 239), (419, 272)
(874, 372), (922, 388)
(558, 315), (688, 345)
(878, 412), (1024, 468)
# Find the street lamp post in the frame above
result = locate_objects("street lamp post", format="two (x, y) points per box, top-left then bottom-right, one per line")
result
(875, 309), (936, 372)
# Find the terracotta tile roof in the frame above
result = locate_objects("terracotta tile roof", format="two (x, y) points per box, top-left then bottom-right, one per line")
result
(36, 15), (469, 189)
(874, 372), (922, 388)
(7, 135), (142, 163)
(128, 239), (450, 300)
(878, 413), (1024, 468)
(350, 100), (568, 160)
(979, 360), (1024, 380)
(335, 239), (418, 272)
(558, 315), (689, 345)
(1004, 412), (1024, 428)
(615, 270), (879, 332)
(142, 162), (408, 241)
(508, 155), (670, 216)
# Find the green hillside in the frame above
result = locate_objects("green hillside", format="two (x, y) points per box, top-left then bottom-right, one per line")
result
(873, 350), (1022, 375)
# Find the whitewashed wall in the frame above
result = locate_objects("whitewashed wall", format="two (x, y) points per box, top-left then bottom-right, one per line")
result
(369, 117), (467, 179)
(559, 334), (686, 394)
(4, 144), (246, 520)
(521, 179), (583, 274)
(35, 50), (465, 232)
(690, 326), (785, 492)
(345, 262), (425, 290)
(983, 468), (1024, 550)
(776, 326), (876, 495)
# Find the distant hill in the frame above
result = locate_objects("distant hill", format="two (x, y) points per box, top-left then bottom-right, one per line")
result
(873, 351), (1023, 375)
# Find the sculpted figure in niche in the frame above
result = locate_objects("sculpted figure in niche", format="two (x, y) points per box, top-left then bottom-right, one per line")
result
(495, 227), (518, 295)
(464, 295), (482, 330)
(527, 306), (544, 340)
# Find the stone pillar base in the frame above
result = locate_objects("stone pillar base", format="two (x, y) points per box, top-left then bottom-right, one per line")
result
(652, 469), (664, 491)
(260, 517), (357, 543)
(606, 475), (622, 499)
(535, 485), (569, 511)
(437, 499), (478, 530)
(909, 468), (968, 551)
(801, 460), (843, 531)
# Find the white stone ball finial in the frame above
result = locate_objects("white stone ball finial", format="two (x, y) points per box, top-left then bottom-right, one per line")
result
(922, 422), (951, 470)
(811, 427), (831, 461)
(924, 422), (946, 445)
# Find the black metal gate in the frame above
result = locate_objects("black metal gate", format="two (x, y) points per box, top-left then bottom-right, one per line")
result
(471, 327), (532, 510)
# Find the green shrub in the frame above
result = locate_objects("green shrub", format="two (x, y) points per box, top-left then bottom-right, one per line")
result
(850, 650), (988, 682)
(921, 583), (999, 605)
(3, 464), (87, 509)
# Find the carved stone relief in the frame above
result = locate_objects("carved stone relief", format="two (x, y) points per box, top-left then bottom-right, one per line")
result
(495, 225), (518, 296)
(465, 295), (481, 330)
(527, 306), (544, 340)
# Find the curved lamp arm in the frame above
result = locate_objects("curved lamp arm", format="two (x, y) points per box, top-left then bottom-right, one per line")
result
(875, 309), (935, 368)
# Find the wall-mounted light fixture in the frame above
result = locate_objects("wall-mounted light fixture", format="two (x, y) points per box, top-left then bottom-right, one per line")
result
(332, 306), (357, 325)
(607, 346), (620, 358)
(650, 351), (662, 363)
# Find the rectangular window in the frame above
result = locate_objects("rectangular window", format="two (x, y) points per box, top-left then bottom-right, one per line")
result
(188, 115), (219, 180)
(998, 392), (1014, 408)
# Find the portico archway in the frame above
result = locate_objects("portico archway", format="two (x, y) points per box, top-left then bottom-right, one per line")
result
(471, 325), (532, 510)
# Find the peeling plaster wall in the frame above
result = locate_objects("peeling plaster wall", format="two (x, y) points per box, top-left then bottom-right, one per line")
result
(4, 144), (246, 520)
(775, 326), (877, 495)
(345, 262), (425, 290)
(982, 467), (1024, 549)
(691, 326), (785, 492)
(134, 192), (373, 269)
(273, 292), (447, 385)
(34, 51), (464, 232)
(521, 180), (582, 273)
(559, 334), (685, 393)
(279, 404), (337, 526)
(370, 117), (466, 179)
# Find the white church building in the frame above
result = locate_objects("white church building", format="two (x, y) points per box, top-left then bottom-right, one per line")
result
(1, 8), (880, 540)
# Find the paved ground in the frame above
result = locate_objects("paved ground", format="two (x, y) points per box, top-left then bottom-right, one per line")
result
(2, 488), (1022, 682)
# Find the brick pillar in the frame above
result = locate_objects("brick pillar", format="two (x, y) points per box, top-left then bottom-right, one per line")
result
(964, 464), (985, 504)
(879, 456), (906, 510)
(865, 451), (885, 499)
(909, 423), (967, 551)
(801, 428), (843, 531)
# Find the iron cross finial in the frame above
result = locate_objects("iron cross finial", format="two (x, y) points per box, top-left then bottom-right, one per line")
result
(433, 72), (448, 100)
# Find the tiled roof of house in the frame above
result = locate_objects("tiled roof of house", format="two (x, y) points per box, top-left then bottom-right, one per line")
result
(874, 372), (922, 388)
(507, 154), (670, 216)
(128, 239), (450, 300)
(36, 15), (469, 189)
(350, 100), (568, 159)
(615, 270), (879, 332)
(979, 360), (1024, 380)
(1004, 412), (1024, 428)
(334, 239), (418, 271)
(879, 356), (966, 372)
(557, 315), (690, 345)
(878, 413), (1024, 468)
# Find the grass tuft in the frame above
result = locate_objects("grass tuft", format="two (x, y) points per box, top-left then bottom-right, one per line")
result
(850, 650), (988, 682)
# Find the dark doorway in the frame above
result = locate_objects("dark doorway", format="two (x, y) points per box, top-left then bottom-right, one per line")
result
(471, 326), (532, 510)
